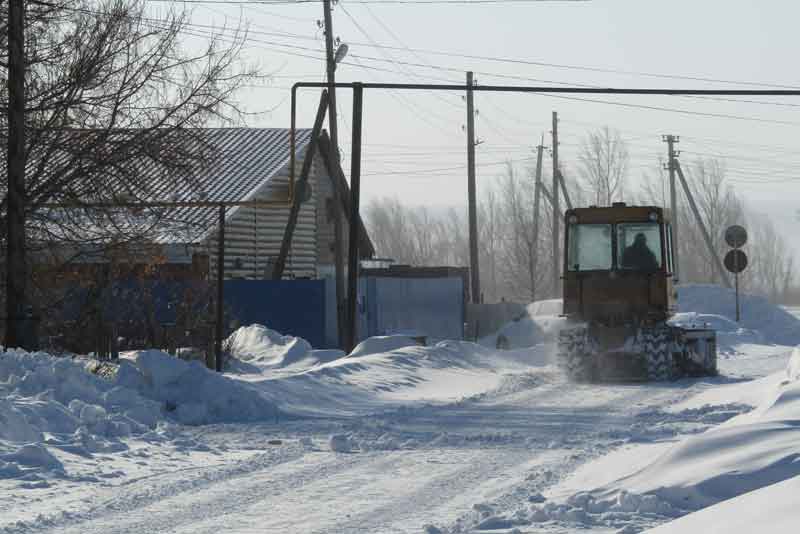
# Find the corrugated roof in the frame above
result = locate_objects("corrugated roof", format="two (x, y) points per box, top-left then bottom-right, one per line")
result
(154, 128), (312, 240)
(10, 128), (313, 245)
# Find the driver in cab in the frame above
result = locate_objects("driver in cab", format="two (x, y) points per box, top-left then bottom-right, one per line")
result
(621, 232), (659, 271)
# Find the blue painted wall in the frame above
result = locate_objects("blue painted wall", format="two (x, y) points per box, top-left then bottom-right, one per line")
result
(223, 279), (327, 348)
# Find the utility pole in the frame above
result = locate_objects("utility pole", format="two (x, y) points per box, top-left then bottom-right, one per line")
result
(530, 137), (544, 302)
(551, 111), (560, 298)
(674, 160), (732, 289)
(466, 71), (481, 303)
(5, 0), (31, 349)
(345, 83), (364, 353)
(664, 134), (680, 281)
(322, 0), (347, 348)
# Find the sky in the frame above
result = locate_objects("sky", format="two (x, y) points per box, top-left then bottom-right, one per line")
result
(169, 0), (800, 255)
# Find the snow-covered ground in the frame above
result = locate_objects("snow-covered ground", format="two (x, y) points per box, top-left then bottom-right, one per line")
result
(1, 284), (800, 533)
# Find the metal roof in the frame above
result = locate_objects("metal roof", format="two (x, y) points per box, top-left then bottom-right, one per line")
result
(152, 128), (313, 241)
(7, 127), (313, 245)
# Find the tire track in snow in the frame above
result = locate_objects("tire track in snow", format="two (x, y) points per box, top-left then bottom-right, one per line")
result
(6, 444), (312, 534)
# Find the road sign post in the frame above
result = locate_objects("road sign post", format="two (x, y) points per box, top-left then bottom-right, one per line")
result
(724, 225), (749, 322)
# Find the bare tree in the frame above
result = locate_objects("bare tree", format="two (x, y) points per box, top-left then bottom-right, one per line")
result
(745, 213), (795, 303)
(1, 0), (257, 345)
(578, 126), (629, 206)
(679, 158), (743, 284)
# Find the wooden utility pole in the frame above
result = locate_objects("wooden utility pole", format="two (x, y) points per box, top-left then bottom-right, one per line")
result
(345, 83), (364, 353)
(5, 0), (31, 349)
(466, 71), (481, 303)
(551, 111), (560, 298)
(530, 137), (544, 302)
(322, 0), (347, 349)
(664, 134), (680, 281)
(674, 161), (732, 289)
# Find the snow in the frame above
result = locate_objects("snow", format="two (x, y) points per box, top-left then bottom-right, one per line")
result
(479, 301), (567, 350)
(677, 283), (800, 346)
(225, 323), (313, 367)
(645, 474), (800, 534)
(347, 335), (419, 357)
(3, 284), (800, 533)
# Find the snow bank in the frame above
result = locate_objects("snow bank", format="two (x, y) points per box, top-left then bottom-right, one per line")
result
(677, 284), (800, 346)
(226, 324), (312, 366)
(645, 473), (800, 534)
(479, 300), (567, 350)
(120, 350), (280, 425)
(0, 347), (283, 480)
(0, 349), (158, 480)
(591, 348), (800, 514)
(348, 335), (419, 357)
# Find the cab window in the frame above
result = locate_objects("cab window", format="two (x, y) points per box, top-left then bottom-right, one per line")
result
(617, 223), (662, 271)
(567, 224), (613, 271)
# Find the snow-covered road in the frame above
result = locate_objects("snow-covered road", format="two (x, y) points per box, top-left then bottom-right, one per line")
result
(9, 345), (789, 534)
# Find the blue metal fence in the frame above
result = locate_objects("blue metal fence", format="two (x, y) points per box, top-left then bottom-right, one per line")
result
(224, 279), (328, 348)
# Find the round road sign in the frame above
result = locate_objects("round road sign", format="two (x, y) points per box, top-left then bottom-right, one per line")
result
(724, 249), (748, 274)
(725, 225), (748, 249)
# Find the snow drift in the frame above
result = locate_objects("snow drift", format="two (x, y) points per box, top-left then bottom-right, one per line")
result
(645, 473), (800, 534)
(226, 324), (312, 366)
(253, 339), (553, 417)
(479, 300), (566, 350)
(226, 324), (344, 371)
(0, 347), (283, 480)
(677, 284), (800, 346)
(597, 346), (800, 512)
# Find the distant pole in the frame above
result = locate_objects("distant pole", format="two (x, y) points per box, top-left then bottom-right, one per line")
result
(466, 71), (481, 303)
(735, 269), (740, 322)
(674, 161), (732, 288)
(531, 137), (544, 302)
(665, 134), (680, 281)
(346, 83), (364, 353)
(214, 204), (226, 372)
(551, 111), (560, 298)
(5, 0), (28, 349)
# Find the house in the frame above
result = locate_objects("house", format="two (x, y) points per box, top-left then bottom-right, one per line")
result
(133, 127), (375, 280)
(3, 127), (374, 353)
(27, 127), (374, 281)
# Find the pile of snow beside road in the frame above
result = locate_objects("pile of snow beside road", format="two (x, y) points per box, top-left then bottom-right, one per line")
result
(226, 324), (343, 370)
(480, 299), (565, 349)
(676, 284), (800, 346)
(226, 324), (311, 366)
(118, 350), (280, 425)
(582, 346), (800, 527)
(0, 348), (281, 480)
(0, 349), (153, 481)
(646, 472), (800, 534)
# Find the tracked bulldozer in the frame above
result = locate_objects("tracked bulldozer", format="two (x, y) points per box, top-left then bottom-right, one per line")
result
(557, 203), (717, 382)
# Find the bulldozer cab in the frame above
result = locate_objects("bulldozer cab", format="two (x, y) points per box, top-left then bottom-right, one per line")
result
(563, 203), (676, 326)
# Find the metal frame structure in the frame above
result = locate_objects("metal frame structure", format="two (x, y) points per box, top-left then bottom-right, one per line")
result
(290, 81), (800, 352)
